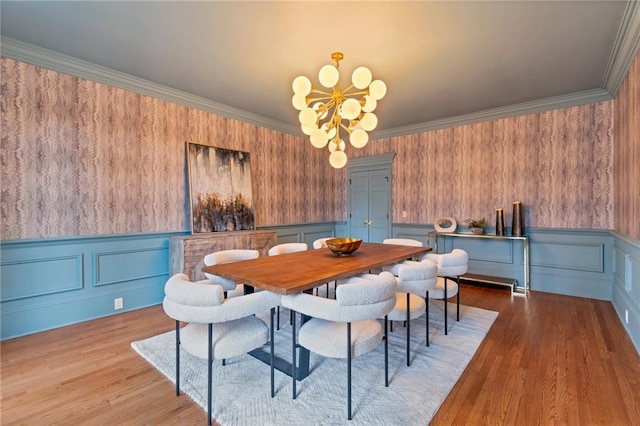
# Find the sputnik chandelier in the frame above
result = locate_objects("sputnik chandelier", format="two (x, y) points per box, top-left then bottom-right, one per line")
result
(292, 52), (386, 168)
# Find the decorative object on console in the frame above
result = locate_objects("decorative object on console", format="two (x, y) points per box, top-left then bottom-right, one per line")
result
(434, 217), (458, 233)
(466, 218), (487, 235)
(292, 52), (387, 169)
(186, 142), (255, 234)
(511, 201), (524, 236)
(495, 208), (506, 236)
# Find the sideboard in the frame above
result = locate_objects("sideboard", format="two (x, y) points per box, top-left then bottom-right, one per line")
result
(428, 231), (530, 296)
(169, 230), (277, 281)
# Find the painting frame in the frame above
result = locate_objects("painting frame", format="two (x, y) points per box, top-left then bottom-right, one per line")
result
(186, 141), (255, 234)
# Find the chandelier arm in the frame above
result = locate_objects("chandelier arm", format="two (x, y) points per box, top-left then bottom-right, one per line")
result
(307, 94), (334, 103)
(339, 121), (353, 134)
(310, 88), (332, 96)
(342, 88), (370, 97)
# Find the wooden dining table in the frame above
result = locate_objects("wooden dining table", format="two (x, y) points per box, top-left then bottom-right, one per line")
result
(201, 242), (431, 379)
(202, 242), (431, 295)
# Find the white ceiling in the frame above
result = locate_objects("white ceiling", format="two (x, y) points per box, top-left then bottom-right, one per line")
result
(2, 1), (639, 139)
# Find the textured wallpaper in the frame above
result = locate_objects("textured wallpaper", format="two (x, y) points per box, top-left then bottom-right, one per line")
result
(613, 51), (640, 241)
(344, 102), (613, 230)
(0, 58), (336, 240)
(1, 57), (616, 240)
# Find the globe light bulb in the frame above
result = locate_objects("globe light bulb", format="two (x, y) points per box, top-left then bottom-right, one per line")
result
(352, 67), (372, 89)
(359, 112), (378, 131)
(292, 94), (307, 110)
(299, 108), (317, 127)
(350, 129), (369, 148)
(310, 129), (329, 148)
(329, 150), (348, 169)
(369, 80), (387, 100)
(318, 64), (339, 88)
(292, 76), (312, 96)
(341, 98), (361, 120)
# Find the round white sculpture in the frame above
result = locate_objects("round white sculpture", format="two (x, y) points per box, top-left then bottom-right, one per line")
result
(434, 217), (457, 233)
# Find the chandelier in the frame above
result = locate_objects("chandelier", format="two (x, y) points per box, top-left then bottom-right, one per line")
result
(292, 52), (386, 168)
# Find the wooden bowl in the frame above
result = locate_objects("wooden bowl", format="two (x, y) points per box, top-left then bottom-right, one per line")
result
(326, 237), (363, 256)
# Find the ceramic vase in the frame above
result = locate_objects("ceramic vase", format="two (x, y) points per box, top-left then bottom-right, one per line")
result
(495, 208), (506, 236)
(512, 201), (524, 236)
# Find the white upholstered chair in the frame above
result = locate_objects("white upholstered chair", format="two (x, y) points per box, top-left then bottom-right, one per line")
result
(312, 237), (335, 297)
(422, 249), (469, 335)
(312, 237), (332, 249)
(203, 249), (259, 297)
(282, 271), (397, 420)
(268, 243), (308, 329)
(382, 238), (424, 247)
(162, 273), (281, 425)
(383, 259), (438, 366)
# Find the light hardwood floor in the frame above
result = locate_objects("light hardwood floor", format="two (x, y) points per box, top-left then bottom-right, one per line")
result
(2, 284), (639, 425)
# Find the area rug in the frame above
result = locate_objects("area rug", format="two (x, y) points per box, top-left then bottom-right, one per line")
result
(132, 302), (498, 426)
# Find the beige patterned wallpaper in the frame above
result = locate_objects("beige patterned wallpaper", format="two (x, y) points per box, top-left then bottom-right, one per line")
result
(0, 58), (337, 240)
(342, 102), (613, 230)
(1, 57), (616, 240)
(613, 51), (640, 241)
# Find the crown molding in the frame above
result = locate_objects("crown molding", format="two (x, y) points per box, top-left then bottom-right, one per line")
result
(602, 0), (640, 96)
(0, 36), (301, 136)
(373, 88), (613, 140)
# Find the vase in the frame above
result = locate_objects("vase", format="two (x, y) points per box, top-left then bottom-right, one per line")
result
(495, 208), (506, 236)
(470, 227), (484, 235)
(512, 201), (524, 236)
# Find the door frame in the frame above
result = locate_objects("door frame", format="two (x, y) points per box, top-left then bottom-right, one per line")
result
(346, 153), (395, 241)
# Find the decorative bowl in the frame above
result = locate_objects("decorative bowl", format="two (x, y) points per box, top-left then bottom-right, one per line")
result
(326, 237), (363, 256)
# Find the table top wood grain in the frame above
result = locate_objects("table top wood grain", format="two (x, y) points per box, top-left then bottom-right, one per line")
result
(201, 242), (431, 295)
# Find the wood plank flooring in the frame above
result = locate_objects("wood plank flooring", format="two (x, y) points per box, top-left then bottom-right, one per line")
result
(2, 284), (639, 425)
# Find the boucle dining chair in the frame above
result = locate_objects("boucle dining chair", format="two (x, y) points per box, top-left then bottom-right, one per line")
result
(162, 273), (281, 426)
(422, 249), (469, 335)
(203, 249), (259, 298)
(312, 237), (335, 297)
(382, 238), (424, 247)
(268, 243), (308, 329)
(383, 259), (438, 366)
(282, 271), (397, 420)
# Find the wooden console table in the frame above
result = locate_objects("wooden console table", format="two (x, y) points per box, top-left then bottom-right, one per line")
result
(169, 230), (277, 281)
(428, 231), (530, 296)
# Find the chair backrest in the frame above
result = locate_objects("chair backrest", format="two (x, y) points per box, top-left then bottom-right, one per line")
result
(395, 259), (437, 294)
(383, 238), (423, 247)
(203, 249), (259, 291)
(163, 273), (225, 323)
(424, 249), (468, 276)
(334, 271), (398, 321)
(204, 249), (259, 266)
(268, 242), (308, 256)
(282, 272), (397, 323)
(312, 237), (332, 249)
(163, 272), (281, 324)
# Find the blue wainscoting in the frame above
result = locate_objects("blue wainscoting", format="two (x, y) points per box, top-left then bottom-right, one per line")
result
(612, 232), (640, 352)
(0, 232), (187, 340)
(259, 222), (336, 248)
(2, 224), (632, 350)
(391, 224), (614, 300)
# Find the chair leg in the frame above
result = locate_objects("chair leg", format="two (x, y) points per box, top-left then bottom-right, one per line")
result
(444, 277), (448, 335)
(207, 323), (213, 426)
(292, 310), (297, 400)
(270, 307), (275, 398)
(425, 291), (430, 347)
(456, 276), (460, 321)
(406, 292), (411, 367)
(175, 320), (180, 396)
(276, 306), (280, 330)
(384, 315), (389, 387)
(347, 322), (352, 421)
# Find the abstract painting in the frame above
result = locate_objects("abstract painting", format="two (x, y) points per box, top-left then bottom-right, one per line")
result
(186, 142), (255, 233)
